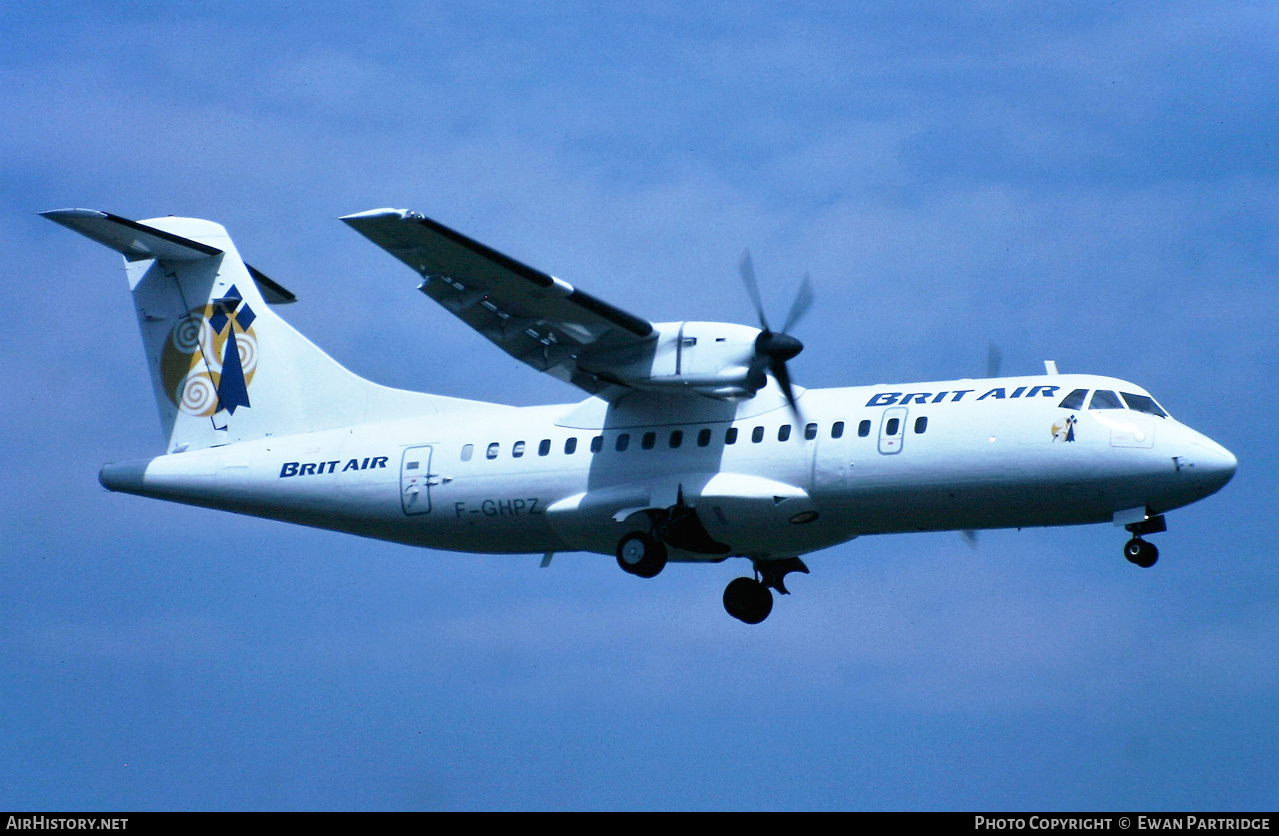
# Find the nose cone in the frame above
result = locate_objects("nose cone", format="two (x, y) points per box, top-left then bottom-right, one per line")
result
(1189, 435), (1237, 496)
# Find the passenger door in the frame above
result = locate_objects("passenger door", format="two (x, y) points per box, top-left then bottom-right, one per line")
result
(400, 445), (435, 515)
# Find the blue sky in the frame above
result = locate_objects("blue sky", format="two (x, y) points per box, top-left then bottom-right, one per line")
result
(2, 1), (1276, 810)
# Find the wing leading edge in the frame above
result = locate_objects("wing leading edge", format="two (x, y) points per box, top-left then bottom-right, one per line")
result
(342, 209), (655, 397)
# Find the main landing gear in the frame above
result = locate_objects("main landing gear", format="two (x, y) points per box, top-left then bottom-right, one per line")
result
(1123, 513), (1166, 569)
(723, 557), (809, 625)
(616, 531), (668, 578)
(615, 525), (808, 624)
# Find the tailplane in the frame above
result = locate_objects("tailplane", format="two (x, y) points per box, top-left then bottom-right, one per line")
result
(44, 209), (473, 452)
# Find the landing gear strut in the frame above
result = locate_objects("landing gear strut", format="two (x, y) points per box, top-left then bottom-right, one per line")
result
(616, 531), (668, 578)
(1123, 513), (1165, 569)
(722, 557), (809, 624)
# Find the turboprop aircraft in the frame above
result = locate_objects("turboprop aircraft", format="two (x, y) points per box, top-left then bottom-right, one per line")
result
(43, 208), (1237, 623)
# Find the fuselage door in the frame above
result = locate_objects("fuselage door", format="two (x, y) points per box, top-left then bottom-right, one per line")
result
(878, 407), (908, 454)
(400, 445), (434, 515)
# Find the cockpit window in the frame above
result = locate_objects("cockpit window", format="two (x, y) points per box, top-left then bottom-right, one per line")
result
(1058, 388), (1088, 410)
(1089, 390), (1123, 410)
(1121, 392), (1169, 418)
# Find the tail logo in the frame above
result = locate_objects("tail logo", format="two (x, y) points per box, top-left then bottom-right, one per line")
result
(160, 285), (258, 419)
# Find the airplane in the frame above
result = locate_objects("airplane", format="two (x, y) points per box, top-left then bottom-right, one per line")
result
(43, 207), (1238, 624)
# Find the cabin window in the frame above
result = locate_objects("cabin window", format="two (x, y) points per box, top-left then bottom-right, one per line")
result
(697, 428), (711, 447)
(1089, 390), (1123, 410)
(486, 442), (500, 460)
(914, 417), (928, 434)
(752, 426), (765, 443)
(564, 437), (578, 454)
(591, 435), (603, 453)
(804, 423), (818, 440)
(642, 431), (656, 450)
(833, 421), (846, 439)
(616, 433), (630, 452)
(857, 420), (870, 437)
(1121, 392), (1169, 418)
(461, 443), (474, 461)
(538, 439), (551, 457)
(885, 418), (900, 436)
(405, 461), (418, 470)
(669, 430), (683, 448)
(725, 427), (738, 444)
(1059, 388), (1088, 410)
(512, 441), (526, 458)
(778, 424), (792, 442)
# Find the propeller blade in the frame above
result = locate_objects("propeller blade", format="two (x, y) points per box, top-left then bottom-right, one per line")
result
(772, 359), (802, 421)
(961, 530), (979, 549)
(745, 352), (770, 393)
(986, 342), (1002, 379)
(739, 250), (769, 331)
(781, 272), (814, 335)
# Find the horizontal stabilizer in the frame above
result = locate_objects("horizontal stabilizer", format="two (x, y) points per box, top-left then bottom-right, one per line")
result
(44, 209), (298, 304)
(41, 209), (222, 261)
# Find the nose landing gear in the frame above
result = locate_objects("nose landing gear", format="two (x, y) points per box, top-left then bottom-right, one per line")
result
(1123, 513), (1166, 569)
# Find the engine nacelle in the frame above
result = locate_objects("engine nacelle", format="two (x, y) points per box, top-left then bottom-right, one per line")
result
(578, 321), (765, 399)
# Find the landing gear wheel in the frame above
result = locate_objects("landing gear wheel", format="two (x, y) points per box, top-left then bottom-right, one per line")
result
(1124, 537), (1159, 568)
(723, 577), (774, 624)
(616, 531), (667, 578)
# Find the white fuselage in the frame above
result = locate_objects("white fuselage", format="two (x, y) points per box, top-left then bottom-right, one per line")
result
(101, 373), (1236, 562)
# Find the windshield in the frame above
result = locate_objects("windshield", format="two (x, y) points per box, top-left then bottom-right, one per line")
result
(1121, 392), (1169, 418)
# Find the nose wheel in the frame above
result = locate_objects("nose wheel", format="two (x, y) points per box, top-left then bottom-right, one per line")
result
(1122, 513), (1165, 569)
(1124, 537), (1159, 568)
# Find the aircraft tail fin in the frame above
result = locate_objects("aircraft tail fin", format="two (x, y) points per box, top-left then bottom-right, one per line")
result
(44, 209), (466, 453)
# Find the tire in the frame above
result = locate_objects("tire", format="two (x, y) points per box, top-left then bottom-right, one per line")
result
(1124, 538), (1158, 568)
(616, 531), (667, 578)
(723, 577), (773, 624)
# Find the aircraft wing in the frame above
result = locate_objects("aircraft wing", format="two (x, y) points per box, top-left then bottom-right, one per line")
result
(342, 209), (655, 397)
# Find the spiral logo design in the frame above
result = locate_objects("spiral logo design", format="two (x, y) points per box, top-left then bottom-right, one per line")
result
(234, 330), (258, 375)
(178, 370), (219, 416)
(170, 315), (207, 354)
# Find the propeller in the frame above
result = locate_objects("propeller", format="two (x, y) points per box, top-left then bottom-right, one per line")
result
(986, 342), (1002, 378)
(739, 251), (812, 417)
(963, 342), (1005, 548)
